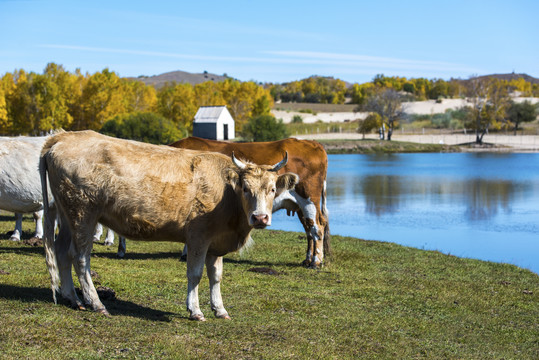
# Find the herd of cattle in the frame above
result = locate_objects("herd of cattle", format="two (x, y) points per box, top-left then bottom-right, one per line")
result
(1, 131), (330, 321)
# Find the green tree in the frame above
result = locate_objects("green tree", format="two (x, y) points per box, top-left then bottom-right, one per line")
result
(358, 113), (381, 139)
(242, 114), (289, 142)
(507, 101), (537, 135)
(100, 112), (186, 144)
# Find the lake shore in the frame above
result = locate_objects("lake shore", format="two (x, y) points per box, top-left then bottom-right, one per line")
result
(296, 133), (539, 153)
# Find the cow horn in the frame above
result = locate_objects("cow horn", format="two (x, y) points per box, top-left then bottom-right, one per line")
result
(270, 152), (288, 172)
(232, 152), (246, 169)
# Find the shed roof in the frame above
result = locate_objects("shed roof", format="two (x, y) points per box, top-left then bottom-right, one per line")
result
(193, 106), (231, 123)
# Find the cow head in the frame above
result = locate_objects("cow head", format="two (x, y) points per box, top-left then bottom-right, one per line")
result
(226, 152), (298, 229)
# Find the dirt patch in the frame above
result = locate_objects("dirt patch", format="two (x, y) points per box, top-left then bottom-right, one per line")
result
(22, 237), (43, 247)
(97, 286), (117, 300)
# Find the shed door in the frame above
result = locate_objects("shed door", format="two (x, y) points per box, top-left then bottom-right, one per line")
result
(223, 124), (229, 140)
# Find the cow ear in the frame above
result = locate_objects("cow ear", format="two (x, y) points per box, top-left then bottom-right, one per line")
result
(223, 168), (240, 190)
(276, 172), (299, 194)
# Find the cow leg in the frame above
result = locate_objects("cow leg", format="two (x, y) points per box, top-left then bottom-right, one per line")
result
(10, 213), (23, 241)
(33, 210), (44, 239)
(104, 227), (115, 246)
(277, 190), (324, 268)
(56, 224), (85, 310)
(180, 245), (188, 261)
(185, 241), (209, 321)
(71, 226), (108, 315)
(205, 254), (230, 319)
(298, 212), (324, 269)
(117, 236), (126, 258)
(93, 223), (103, 242)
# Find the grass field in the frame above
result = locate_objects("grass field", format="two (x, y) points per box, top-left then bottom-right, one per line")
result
(0, 213), (538, 359)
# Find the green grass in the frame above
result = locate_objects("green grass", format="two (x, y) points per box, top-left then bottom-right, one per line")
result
(0, 213), (538, 359)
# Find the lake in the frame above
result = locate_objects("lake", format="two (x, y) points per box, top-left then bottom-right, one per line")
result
(272, 153), (539, 274)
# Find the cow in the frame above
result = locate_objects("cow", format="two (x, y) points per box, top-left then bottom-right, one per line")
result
(0, 135), (113, 244)
(0, 136), (51, 241)
(40, 130), (298, 320)
(171, 137), (330, 268)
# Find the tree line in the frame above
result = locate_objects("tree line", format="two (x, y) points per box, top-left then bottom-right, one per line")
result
(1, 64), (537, 144)
(356, 79), (538, 143)
(0, 63), (273, 138)
(268, 74), (539, 105)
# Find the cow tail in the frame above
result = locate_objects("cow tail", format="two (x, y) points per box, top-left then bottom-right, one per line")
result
(321, 179), (331, 259)
(39, 152), (60, 303)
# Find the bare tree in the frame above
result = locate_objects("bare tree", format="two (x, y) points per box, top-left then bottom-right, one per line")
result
(465, 76), (512, 144)
(359, 88), (404, 140)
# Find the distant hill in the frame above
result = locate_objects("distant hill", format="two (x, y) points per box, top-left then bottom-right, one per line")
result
(466, 73), (539, 84)
(127, 70), (232, 88)
(126, 70), (539, 88)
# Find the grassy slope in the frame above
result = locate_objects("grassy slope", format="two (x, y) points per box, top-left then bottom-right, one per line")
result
(0, 214), (537, 359)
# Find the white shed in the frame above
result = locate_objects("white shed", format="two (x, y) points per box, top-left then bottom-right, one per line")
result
(192, 106), (235, 140)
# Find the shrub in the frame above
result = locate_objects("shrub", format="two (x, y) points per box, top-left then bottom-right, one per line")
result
(291, 115), (303, 124)
(100, 112), (186, 144)
(242, 115), (289, 142)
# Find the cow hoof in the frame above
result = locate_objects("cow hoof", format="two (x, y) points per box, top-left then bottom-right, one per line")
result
(9, 236), (20, 242)
(104, 241), (113, 246)
(302, 259), (312, 267)
(75, 304), (87, 311)
(217, 314), (231, 320)
(92, 237), (100, 243)
(97, 308), (111, 317)
(189, 314), (206, 321)
(309, 262), (322, 269)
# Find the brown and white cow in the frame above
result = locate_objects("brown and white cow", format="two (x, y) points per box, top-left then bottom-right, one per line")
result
(171, 137), (330, 268)
(39, 130), (298, 321)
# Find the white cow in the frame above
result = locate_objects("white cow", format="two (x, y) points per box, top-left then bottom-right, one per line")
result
(0, 136), (50, 241)
(0, 135), (112, 243)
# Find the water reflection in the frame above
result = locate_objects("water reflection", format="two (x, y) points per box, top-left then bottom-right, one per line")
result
(329, 174), (519, 221)
(361, 175), (403, 216)
(464, 179), (513, 221)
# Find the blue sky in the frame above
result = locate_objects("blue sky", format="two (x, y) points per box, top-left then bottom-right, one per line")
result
(1, 0), (538, 84)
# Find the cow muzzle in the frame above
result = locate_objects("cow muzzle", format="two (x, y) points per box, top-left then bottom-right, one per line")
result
(251, 214), (270, 228)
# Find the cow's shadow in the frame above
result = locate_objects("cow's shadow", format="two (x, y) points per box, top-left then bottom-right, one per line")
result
(0, 245), (43, 255)
(0, 229), (37, 241)
(92, 247), (303, 268)
(0, 283), (180, 321)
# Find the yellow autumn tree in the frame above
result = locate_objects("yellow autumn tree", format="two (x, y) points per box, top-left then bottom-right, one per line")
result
(0, 73), (13, 134)
(156, 83), (197, 131)
(124, 80), (157, 113)
(80, 69), (128, 130)
(33, 63), (75, 132)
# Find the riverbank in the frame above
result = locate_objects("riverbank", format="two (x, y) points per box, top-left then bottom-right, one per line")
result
(299, 133), (539, 153)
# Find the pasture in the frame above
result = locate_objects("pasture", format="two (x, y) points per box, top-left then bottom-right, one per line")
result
(0, 212), (537, 359)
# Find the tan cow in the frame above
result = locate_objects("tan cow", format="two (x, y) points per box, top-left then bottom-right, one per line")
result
(39, 131), (298, 321)
(171, 137), (330, 268)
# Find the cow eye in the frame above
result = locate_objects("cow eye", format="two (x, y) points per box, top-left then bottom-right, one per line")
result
(271, 187), (276, 193)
